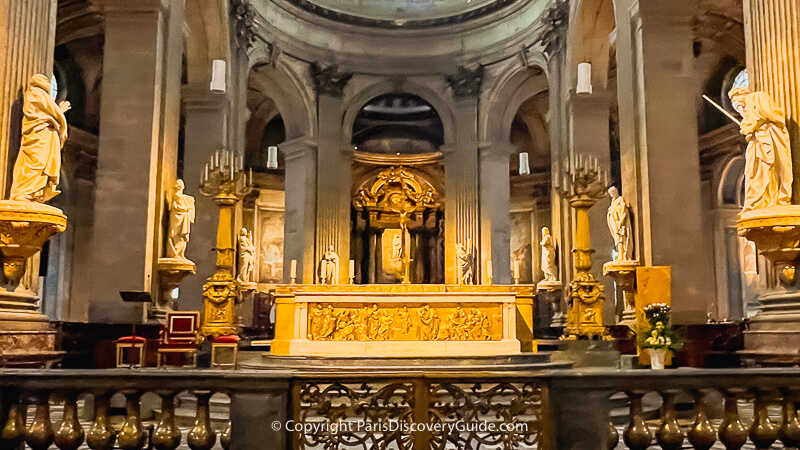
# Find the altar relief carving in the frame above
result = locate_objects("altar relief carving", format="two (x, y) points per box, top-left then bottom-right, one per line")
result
(307, 303), (501, 341)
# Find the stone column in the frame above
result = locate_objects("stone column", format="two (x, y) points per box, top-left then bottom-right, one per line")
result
(743, 0), (800, 197)
(567, 89), (615, 322)
(614, 0), (715, 323)
(444, 95), (481, 284)
(281, 137), (317, 284)
(315, 92), (351, 284)
(87, 0), (180, 322)
(479, 143), (513, 285)
(181, 85), (228, 310)
(0, 0), (57, 197)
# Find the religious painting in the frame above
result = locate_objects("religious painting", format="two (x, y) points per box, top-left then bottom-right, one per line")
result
(510, 212), (533, 284)
(258, 210), (284, 283)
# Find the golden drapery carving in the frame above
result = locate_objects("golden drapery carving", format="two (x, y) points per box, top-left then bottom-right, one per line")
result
(307, 303), (501, 341)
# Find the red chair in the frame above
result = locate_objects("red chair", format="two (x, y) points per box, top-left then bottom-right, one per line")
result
(211, 335), (240, 369)
(157, 311), (201, 368)
(115, 336), (146, 368)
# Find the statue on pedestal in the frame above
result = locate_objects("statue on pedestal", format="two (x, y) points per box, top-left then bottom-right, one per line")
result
(540, 227), (558, 282)
(9, 74), (70, 203)
(237, 228), (255, 283)
(319, 245), (340, 285)
(456, 240), (475, 285)
(607, 186), (631, 261)
(729, 86), (793, 211)
(167, 180), (195, 260)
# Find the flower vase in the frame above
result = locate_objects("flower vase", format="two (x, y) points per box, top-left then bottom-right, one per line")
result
(649, 349), (666, 370)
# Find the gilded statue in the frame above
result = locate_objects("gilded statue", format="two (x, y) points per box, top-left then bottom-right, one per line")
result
(318, 245), (340, 285)
(728, 87), (793, 211)
(237, 228), (256, 283)
(607, 187), (631, 261)
(456, 240), (475, 285)
(540, 227), (558, 282)
(167, 180), (196, 260)
(10, 74), (70, 203)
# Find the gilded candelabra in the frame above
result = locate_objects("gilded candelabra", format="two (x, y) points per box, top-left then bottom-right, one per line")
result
(198, 149), (253, 337)
(554, 154), (612, 339)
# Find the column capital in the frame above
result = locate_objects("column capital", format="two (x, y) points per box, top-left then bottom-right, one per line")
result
(478, 141), (516, 159)
(280, 136), (317, 161)
(182, 84), (229, 111)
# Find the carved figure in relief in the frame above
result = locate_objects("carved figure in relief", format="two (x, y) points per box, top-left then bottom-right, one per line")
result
(729, 87), (793, 211)
(607, 187), (631, 261)
(397, 306), (410, 335)
(392, 233), (403, 260)
(418, 305), (439, 340)
(318, 245), (340, 285)
(167, 180), (196, 260)
(468, 308), (490, 340)
(237, 228), (256, 283)
(540, 227), (558, 282)
(456, 240), (475, 285)
(317, 305), (337, 340)
(10, 74), (70, 203)
(355, 306), (370, 340)
(377, 310), (394, 340)
(309, 304), (325, 339)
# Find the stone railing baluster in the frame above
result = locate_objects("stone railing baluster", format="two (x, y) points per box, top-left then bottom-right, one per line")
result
(606, 419), (619, 450)
(779, 387), (800, 448)
(687, 390), (716, 450)
(622, 391), (651, 450)
(655, 390), (683, 450)
(187, 391), (216, 450)
(749, 389), (778, 449)
(152, 392), (181, 450)
(26, 392), (53, 450)
(220, 420), (232, 450)
(718, 389), (747, 450)
(53, 391), (85, 450)
(87, 392), (115, 450)
(1, 392), (26, 447)
(117, 392), (146, 450)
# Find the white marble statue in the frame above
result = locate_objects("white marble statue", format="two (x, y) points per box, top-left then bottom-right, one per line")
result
(540, 227), (557, 282)
(729, 86), (793, 211)
(319, 245), (340, 285)
(607, 186), (631, 261)
(9, 74), (70, 202)
(237, 228), (256, 283)
(167, 179), (195, 260)
(456, 240), (475, 285)
(392, 232), (403, 260)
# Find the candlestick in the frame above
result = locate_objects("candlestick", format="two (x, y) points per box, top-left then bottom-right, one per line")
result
(349, 259), (355, 284)
(290, 259), (297, 284)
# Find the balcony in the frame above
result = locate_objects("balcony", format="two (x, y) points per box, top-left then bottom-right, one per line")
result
(0, 367), (799, 449)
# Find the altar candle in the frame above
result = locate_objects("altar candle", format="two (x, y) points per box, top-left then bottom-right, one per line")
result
(204, 163), (209, 182)
(349, 260), (355, 278)
(513, 260), (520, 280)
(290, 259), (297, 279)
(486, 260), (493, 281)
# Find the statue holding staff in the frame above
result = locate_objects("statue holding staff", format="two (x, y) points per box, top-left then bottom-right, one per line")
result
(167, 179), (195, 260)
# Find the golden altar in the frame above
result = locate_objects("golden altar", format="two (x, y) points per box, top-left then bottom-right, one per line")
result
(270, 284), (534, 357)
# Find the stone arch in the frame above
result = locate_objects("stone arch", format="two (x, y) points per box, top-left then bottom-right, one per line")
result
(717, 154), (745, 208)
(184, 0), (231, 84)
(481, 63), (550, 146)
(566, 0), (617, 90)
(342, 80), (456, 147)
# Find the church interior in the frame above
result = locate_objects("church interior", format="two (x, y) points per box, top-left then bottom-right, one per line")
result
(1, 0), (800, 449)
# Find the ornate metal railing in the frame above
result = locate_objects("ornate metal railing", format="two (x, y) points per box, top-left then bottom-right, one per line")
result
(2, 368), (800, 449)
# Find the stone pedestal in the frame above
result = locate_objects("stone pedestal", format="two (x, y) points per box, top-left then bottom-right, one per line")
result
(155, 258), (196, 317)
(603, 260), (640, 326)
(534, 285), (564, 338)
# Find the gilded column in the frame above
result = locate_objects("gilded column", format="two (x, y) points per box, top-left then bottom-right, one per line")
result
(744, 0), (800, 197)
(0, 0), (57, 197)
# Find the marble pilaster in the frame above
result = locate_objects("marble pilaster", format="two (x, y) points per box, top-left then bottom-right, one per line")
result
(0, 0), (57, 197)
(479, 143), (513, 285)
(282, 137), (317, 284)
(614, 0), (715, 323)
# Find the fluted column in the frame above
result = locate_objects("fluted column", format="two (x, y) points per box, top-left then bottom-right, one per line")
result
(744, 0), (800, 196)
(479, 142), (513, 285)
(282, 137), (317, 284)
(444, 96), (481, 284)
(0, 0), (57, 197)
(315, 93), (351, 284)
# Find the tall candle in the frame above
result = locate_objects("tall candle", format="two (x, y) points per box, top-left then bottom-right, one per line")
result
(513, 260), (520, 280)
(290, 259), (297, 279)
(486, 260), (493, 281)
(349, 260), (355, 279)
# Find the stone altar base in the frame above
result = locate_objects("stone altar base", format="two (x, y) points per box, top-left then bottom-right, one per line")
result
(742, 291), (800, 365)
(270, 285), (533, 357)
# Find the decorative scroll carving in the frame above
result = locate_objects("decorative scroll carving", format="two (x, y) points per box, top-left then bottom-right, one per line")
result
(200, 271), (240, 337)
(447, 66), (484, 98)
(353, 166), (440, 213)
(429, 382), (542, 449)
(307, 303), (500, 341)
(230, 0), (257, 50)
(535, 0), (570, 59)
(311, 64), (352, 98)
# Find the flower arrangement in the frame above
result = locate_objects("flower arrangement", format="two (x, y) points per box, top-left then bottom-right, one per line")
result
(636, 303), (683, 352)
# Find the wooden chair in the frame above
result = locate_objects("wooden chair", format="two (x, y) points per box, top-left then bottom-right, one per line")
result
(156, 311), (200, 368)
(115, 336), (146, 368)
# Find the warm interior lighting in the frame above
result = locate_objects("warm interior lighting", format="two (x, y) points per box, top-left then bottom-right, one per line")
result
(519, 152), (531, 175)
(267, 146), (279, 169)
(210, 59), (226, 93)
(576, 62), (592, 95)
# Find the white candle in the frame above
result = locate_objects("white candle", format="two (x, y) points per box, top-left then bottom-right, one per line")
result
(249, 167), (253, 186)
(576, 62), (592, 94)
(486, 260), (493, 281)
(513, 260), (520, 280)
(210, 59), (226, 92)
(349, 260), (355, 279)
(290, 259), (297, 279)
